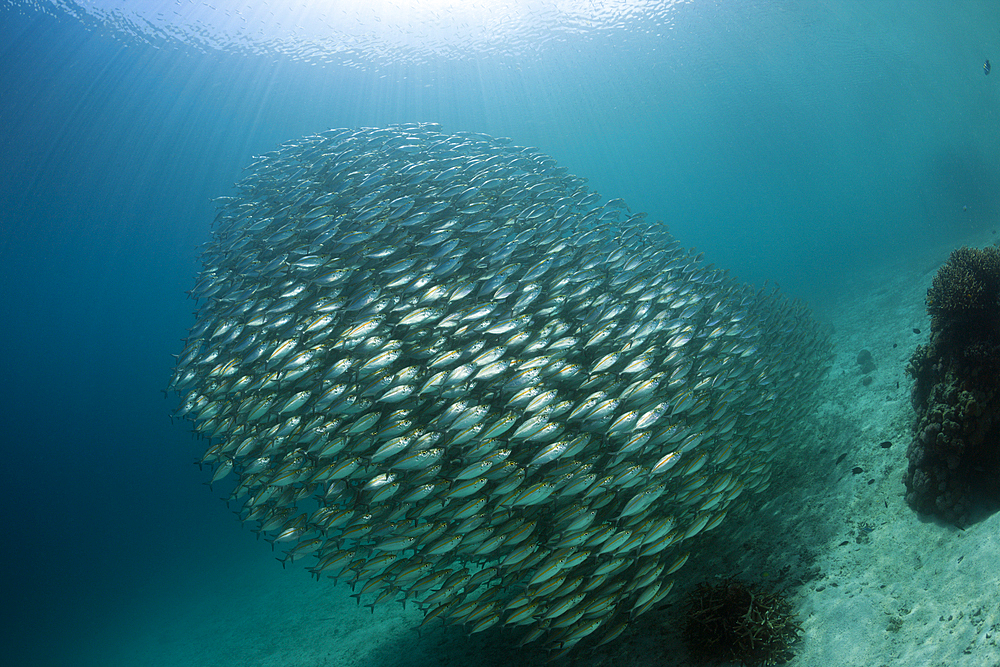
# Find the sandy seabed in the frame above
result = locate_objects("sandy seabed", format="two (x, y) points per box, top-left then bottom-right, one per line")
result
(91, 230), (1000, 667)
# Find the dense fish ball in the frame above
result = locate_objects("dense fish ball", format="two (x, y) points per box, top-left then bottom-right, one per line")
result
(171, 123), (831, 653)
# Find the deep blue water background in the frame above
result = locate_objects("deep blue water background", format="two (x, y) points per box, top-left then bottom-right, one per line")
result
(0, 2), (996, 665)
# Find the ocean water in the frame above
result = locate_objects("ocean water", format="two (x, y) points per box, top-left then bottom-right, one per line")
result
(0, 2), (996, 666)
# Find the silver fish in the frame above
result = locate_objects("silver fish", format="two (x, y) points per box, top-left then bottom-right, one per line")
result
(172, 123), (832, 655)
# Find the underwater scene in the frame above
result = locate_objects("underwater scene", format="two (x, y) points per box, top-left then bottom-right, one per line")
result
(1, 2), (998, 666)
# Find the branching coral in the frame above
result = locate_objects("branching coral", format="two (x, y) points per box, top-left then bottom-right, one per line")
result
(926, 245), (1000, 343)
(681, 578), (800, 666)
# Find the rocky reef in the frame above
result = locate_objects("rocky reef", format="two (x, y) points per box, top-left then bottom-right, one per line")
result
(905, 245), (1000, 525)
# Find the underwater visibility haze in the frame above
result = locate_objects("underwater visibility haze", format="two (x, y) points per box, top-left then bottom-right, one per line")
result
(1, 1), (998, 666)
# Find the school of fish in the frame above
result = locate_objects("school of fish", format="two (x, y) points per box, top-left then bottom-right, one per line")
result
(170, 123), (831, 656)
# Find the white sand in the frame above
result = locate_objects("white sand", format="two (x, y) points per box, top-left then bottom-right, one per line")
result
(782, 232), (1000, 667)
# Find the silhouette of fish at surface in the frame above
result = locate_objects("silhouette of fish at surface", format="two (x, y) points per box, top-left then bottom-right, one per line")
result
(985, 59), (991, 75)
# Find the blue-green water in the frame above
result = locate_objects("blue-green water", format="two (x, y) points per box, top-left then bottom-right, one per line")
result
(0, 2), (996, 665)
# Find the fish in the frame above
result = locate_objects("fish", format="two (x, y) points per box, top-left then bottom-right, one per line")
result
(172, 123), (832, 654)
(986, 59), (991, 75)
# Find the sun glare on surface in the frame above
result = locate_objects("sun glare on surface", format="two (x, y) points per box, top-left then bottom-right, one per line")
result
(13, 0), (689, 65)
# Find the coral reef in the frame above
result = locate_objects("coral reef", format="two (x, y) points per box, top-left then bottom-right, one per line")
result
(680, 578), (800, 666)
(926, 246), (1000, 340)
(905, 245), (1000, 525)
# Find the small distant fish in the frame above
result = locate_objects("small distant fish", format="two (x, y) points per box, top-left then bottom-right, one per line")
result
(986, 59), (991, 75)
